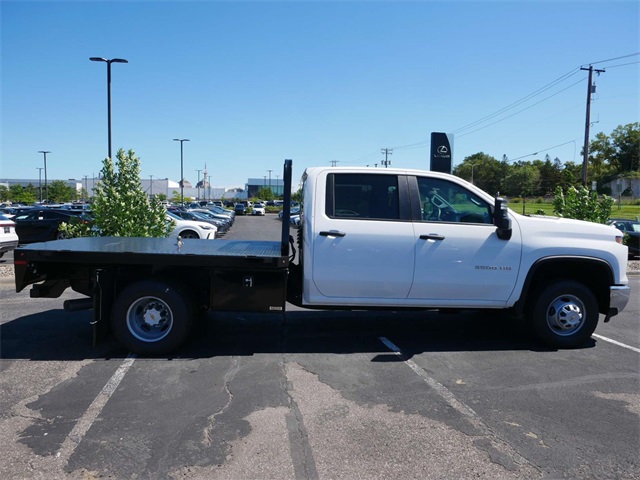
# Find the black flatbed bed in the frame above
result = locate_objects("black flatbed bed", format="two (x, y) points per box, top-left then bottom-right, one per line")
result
(16, 237), (288, 269)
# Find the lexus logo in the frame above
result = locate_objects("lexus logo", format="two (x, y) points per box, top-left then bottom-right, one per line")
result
(437, 145), (448, 154)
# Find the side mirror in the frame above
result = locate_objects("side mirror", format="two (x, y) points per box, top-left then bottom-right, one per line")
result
(494, 197), (512, 240)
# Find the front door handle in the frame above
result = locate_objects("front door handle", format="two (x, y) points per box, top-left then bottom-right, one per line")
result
(319, 230), (346, 237)
(420, 234), (445, 241)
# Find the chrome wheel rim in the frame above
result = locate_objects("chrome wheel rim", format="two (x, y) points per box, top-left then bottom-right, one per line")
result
(126, 296), (173, 343)
(546, 294), (585, 336)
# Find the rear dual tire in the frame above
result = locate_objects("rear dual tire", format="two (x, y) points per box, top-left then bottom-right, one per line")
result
(111, 279), (193, 355)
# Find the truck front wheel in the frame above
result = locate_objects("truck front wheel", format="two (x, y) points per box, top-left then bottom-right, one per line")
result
(111, 279), (193, 355)
(529, 280), (599, 348)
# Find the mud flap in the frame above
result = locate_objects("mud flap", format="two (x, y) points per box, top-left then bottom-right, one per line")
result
(91, 268), (116, 347)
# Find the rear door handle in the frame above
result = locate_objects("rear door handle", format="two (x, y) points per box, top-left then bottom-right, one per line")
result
(420, 234), (445, 241)
(319, 230), (346, 237)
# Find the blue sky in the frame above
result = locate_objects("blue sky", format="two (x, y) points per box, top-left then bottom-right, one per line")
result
(1, 0), (638, 189)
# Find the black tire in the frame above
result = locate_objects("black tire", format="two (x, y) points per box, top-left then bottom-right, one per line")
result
(529, 280), (599, 348)
(111, 279), (193, 355)
(180, 230), (199, 239)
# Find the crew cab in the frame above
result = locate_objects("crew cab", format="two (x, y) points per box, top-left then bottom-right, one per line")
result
(14, 161), (630, 354)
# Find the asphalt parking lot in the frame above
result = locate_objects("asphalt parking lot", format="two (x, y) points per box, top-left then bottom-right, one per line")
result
(1, 215), (638, 479)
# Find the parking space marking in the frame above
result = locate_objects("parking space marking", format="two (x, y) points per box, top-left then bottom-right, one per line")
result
(378, 336), (537, 472)
(57, 354), (137, 463)
(379, 337), (484, 426)
(593, 334), (640, 353)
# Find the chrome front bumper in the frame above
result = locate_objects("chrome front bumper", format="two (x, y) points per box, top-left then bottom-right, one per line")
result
(604, 285), (631, 322)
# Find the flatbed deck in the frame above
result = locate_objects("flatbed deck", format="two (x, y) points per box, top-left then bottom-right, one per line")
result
(16, 237), (288, 266)
(14, 237), (290, 294)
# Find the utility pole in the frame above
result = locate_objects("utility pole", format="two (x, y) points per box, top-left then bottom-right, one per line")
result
(267, 169), (273, 193)
(381, 148), (393, 168)
(580, 65), (605, 187)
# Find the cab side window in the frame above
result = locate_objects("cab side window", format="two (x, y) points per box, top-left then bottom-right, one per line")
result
(326, 173), (400, 220)
(417, 177), (491, 224)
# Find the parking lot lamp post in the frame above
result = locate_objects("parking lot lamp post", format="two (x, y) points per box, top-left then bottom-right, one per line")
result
(470, 163), (476, 185)
(196, 169), (202, 201)
(89, 57), (128, 161)
(173, 139), (190, 205)
(36, 167), (43, 203)
(208, 175), (211, 201)
(38, 151), (50, 202)
(149, 175), (154, 199)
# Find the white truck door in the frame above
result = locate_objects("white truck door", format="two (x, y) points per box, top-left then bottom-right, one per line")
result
(311, 172), (415, 300)
(409, 176), (521, 305)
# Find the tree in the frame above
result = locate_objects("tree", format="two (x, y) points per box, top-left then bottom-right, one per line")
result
(47, 180), (76, 203)
(452, 153), (504, 195)
(257, 187), (275, 201)
(61, 149), (171, 238)
(0, 185), (8, 202)
(552, 185), (613, 224)
(8, 184), (37, 204)
(291, 188), (303, 203)
(505, 163), (540, 199)
(589, 122), (640, 176)
(535, 155), (564, 196)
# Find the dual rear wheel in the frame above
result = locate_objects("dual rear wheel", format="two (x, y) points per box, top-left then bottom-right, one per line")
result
(111, 279), (193, 355)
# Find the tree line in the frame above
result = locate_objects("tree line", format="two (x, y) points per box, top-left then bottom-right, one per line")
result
(453, 122), (639, 198)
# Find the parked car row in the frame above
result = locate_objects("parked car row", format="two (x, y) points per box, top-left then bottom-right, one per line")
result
(0, 214), (19, 258)
(0, 200), (281, 251)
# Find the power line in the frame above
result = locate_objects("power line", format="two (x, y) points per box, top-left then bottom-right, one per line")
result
(508, 140), (577, 162)
(585, 52), (640, 66)
(457, 76), (586, 138)
(451, 69), (581, 134)
(600, 60), (640, 69)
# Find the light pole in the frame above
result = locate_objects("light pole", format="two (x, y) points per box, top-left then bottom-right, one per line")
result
(149, 175), (154, 199)
(208, 175), (212, 201)
(196, 169), (202, 201)
(36, 167), (43, 203)
(83, 175), (88, 201)
(90, 57), (128, 161)
(469, 163), (476, 185)
(38, 151), (50, 202)
(173, 139), (190, 205)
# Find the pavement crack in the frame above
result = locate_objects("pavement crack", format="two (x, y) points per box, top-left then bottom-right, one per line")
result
(203, 357), (239, 447)
(281, 360), (319, 480)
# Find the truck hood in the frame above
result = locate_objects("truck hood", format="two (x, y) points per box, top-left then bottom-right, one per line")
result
(513, 213), (622, 241)
(511, 212), (628, 282)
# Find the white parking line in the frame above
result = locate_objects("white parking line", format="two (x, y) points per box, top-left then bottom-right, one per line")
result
(57, 353), (137, 462)
(592, 334), (640, 353)
(378, 336), (536, 470)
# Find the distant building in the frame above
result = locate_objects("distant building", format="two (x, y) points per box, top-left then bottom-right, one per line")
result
(603, 176), (640, 198)
(246, 177), (284, 198)
(0, 176), (244, 202)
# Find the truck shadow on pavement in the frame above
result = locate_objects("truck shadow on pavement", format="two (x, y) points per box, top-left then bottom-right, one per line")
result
(1, 307), (595, 360)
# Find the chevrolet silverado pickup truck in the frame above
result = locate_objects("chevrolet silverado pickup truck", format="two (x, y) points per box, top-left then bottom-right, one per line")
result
(14, 160), (630, 354)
